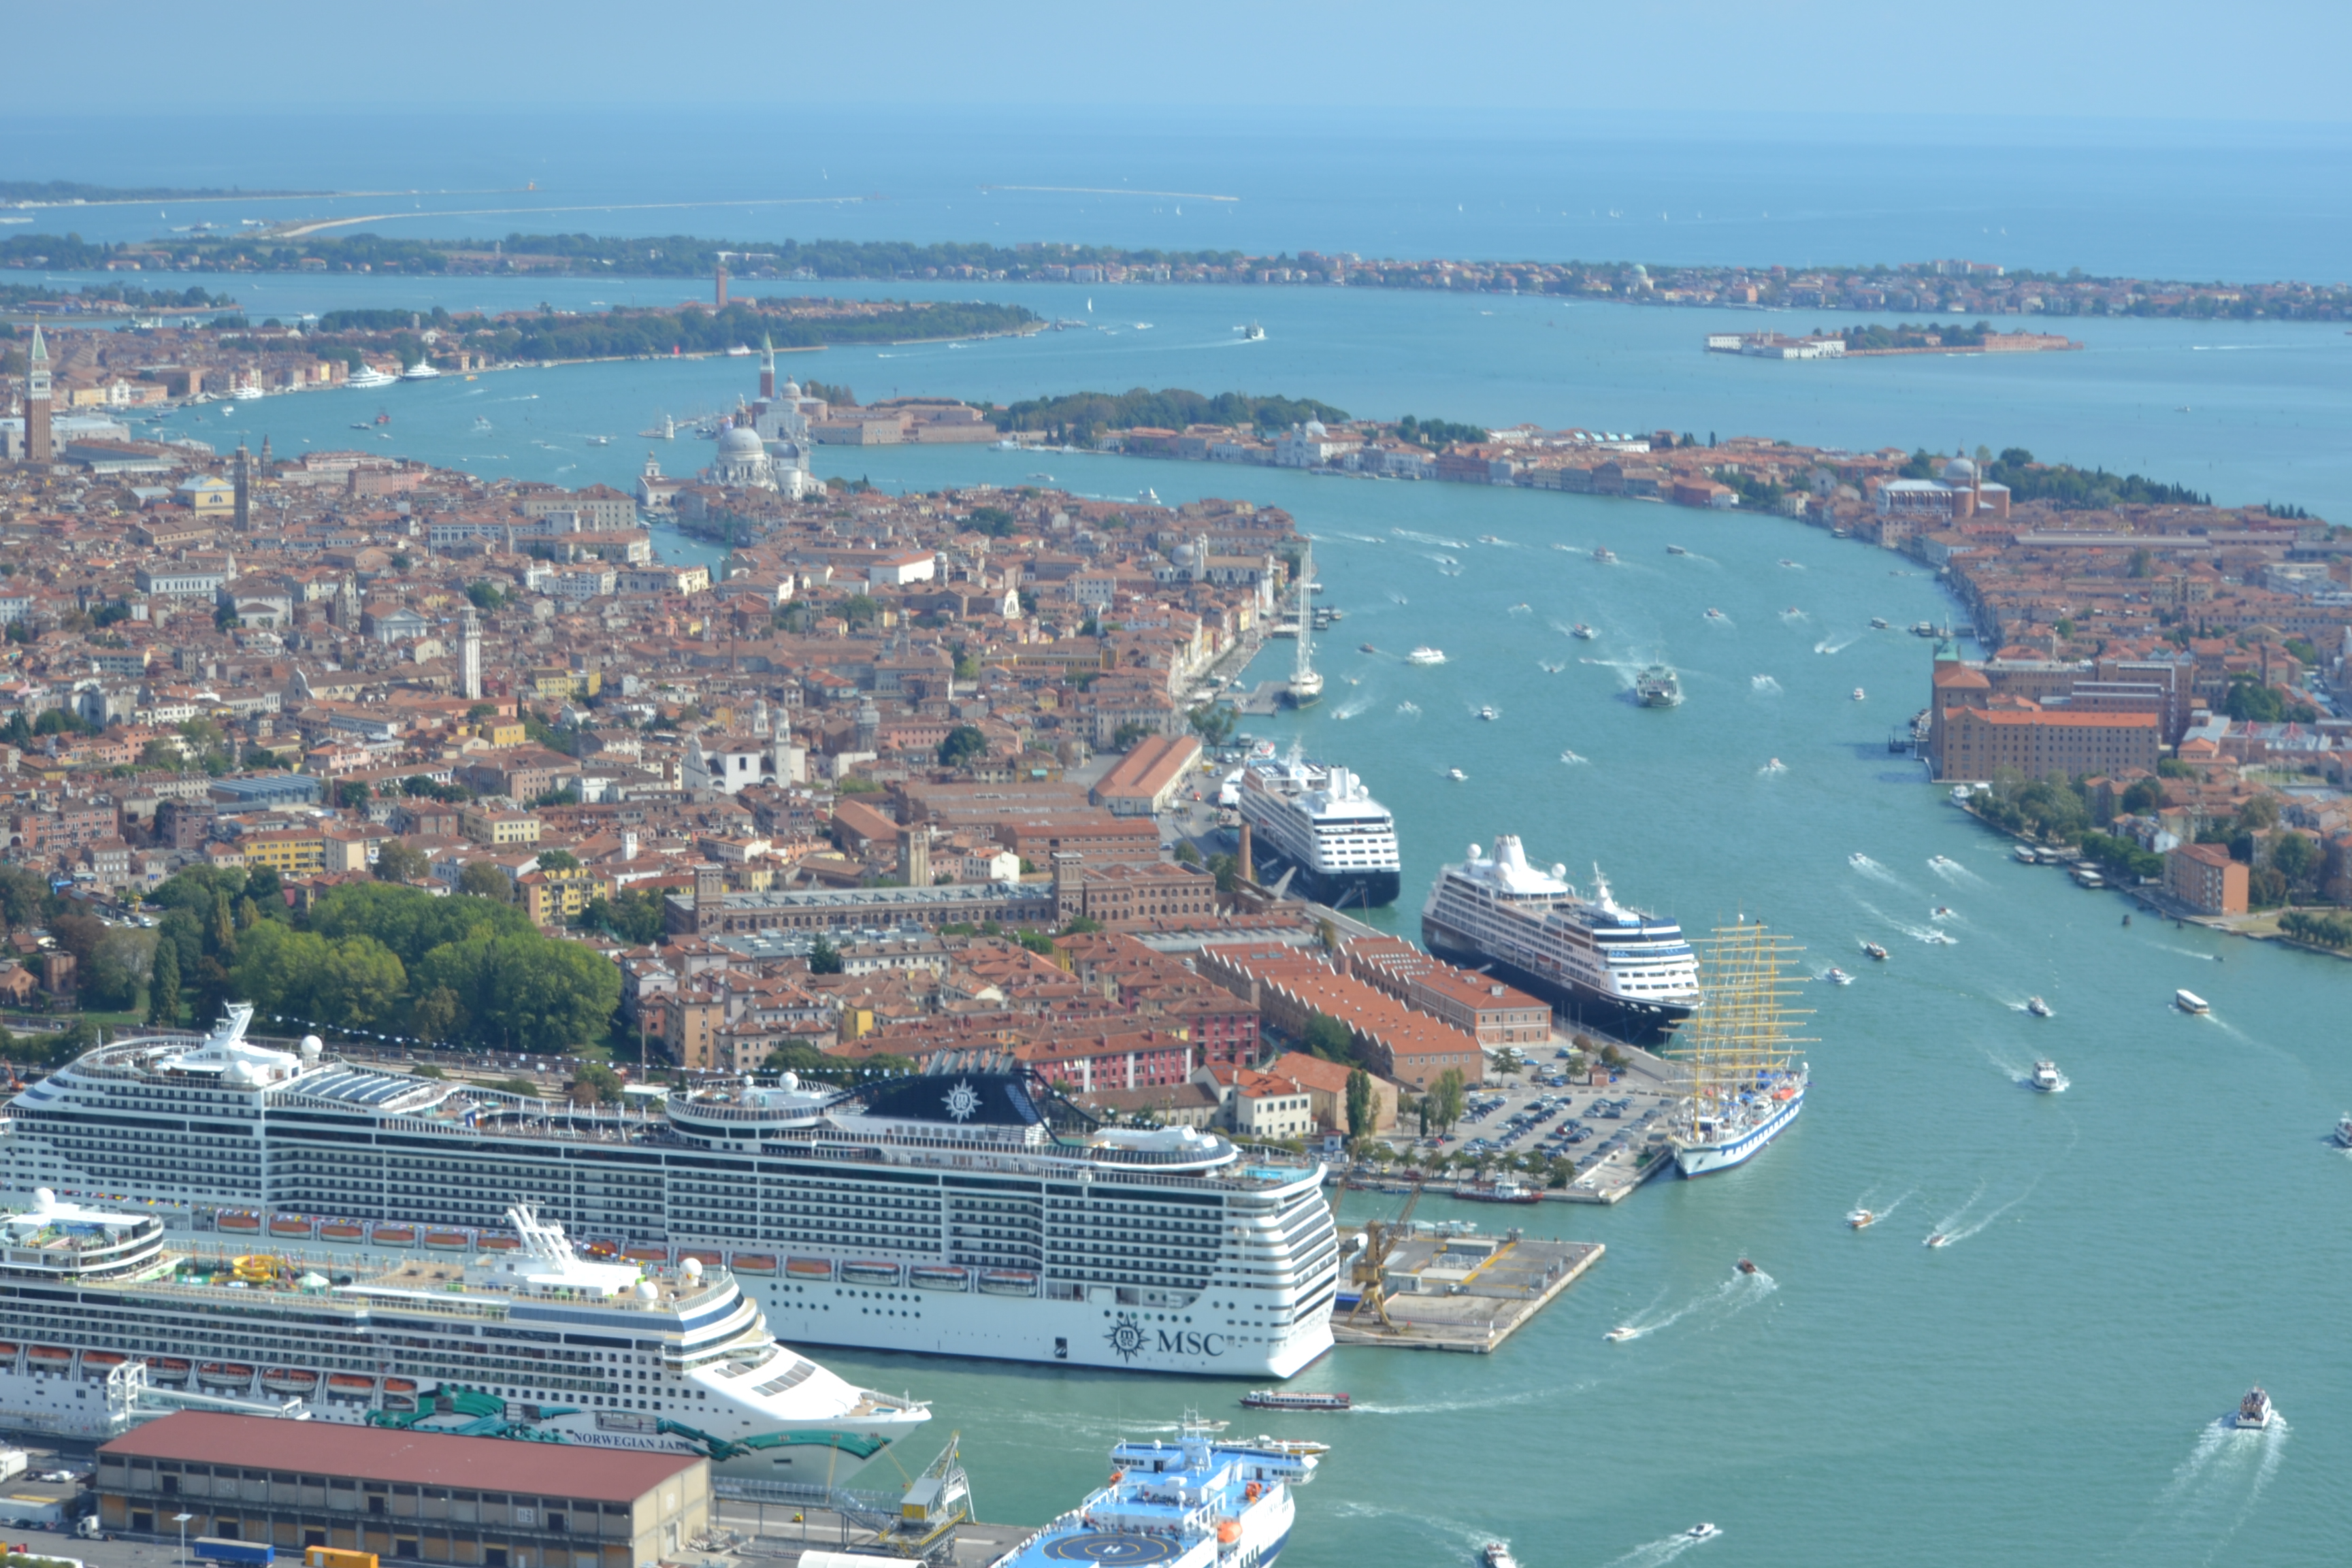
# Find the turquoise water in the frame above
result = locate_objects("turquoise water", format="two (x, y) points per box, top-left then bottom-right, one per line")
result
(91, 278), (2352, 1565)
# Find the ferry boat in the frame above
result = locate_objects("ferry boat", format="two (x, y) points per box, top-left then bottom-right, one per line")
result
(0, 1189), (925, 1475)
(346, 363), (397, 390)
(2232, 1386), (2274, 1430)
(1, 1007), (1338, 1379)
(1455, 1177), (1541, 1205)
(1407, 647), (1447, 666)
(1667, 920), (1811, 1177)
(1422, 836), (1701, 1045)
(1239, 1390), (1349, 1412)
(1231, 745), (1401, 908)
(992, 1421), (1313, 1568)
(1635, 666), (1682, 707)
(2176, 989), (2210, 1015)
(2028, 1060), (2069, 1093)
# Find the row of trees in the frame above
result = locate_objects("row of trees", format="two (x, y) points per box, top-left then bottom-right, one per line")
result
(992, 387), (1350, 442)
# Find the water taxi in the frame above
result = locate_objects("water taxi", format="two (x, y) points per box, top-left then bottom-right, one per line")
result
(1825, 967), (1853, 985)
(1924, 1233), (1950, 1248)
(2026, 996), (2052, 1017)
(1684, 1524), (1722, 1543)
(1861, 941), (1889, 961)
(1482, 1544), (1521, 1568)
(2232, 1386), (2274, 1430)
(2028, 1060), (2069, 1093)
(2333, 1113), (2352, 1148)
(1570, 623), (1597, 640)
(1846, 1209), (1876, 1229)
(1603, 1326), (1639, 1342)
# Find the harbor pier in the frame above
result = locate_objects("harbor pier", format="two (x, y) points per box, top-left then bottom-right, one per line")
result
(1333, 1233), (1604, 1353)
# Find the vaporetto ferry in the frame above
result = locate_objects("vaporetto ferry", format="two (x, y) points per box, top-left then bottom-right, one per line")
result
(1, 1007), (1339, 1378)
(0, 1188), (926, 1480)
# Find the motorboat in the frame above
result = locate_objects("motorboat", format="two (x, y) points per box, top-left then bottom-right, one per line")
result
(1247, 1435), (1328, 1457)
(1446, 768), (1468, 782)
(1825, 967), (1852, 985)
(1924, 1233), (1950, 1248)
(1666, 544), (1688, 555)
(2176, 989), (2210, 1015)
(1704, 607), (1727, 621)
(2013, 844), (2039, 864)
(1558, 749), (1586, 765)
(1735, 1258), (1759, 1276)
(1603, 1326), (1639, 1342)
(1848, 852), (1869, 868)
(1847, 1209), (1876, 1229)
(1592, 546), (1616, 564)
(1482, 1544), (1521, 1568)
(1870, 617), (1890, 630)
(1360, 643), (1377, 654)
(1933, 905), (1955, 917)
(1852, 687), (1867, 701)
(2232, 1386), (2273, 1430)
(2025, 996), (2052, 1017)
(2334, 1113), (2352, 1149)
(2028, 1060), (2069, 1093)
(1778, 558), (1799, 568)
(1407, 647), (1448, 666)
(1862, 941), (1889, 961)
(1929, 854), (1958, 870)
(1684, 1524), (1722, 1544)
(1477, 706), (1497, 721)
(1570, 623), (1597, 640)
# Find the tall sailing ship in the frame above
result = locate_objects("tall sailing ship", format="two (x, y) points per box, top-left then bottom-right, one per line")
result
(0, 1189), (926, 1478)
(1667, 920), (1812, 1177)
(1286, 546), (1324, 709)
(1, 1007), (1337, 1379)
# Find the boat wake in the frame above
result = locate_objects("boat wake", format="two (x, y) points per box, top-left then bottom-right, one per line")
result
(1330, 693), (1375, 721)
(2143, 941), (2222, 962)
(1597, 1531), (1716, 1568)
(1927, 855), (1987, 887)
(1319, 531), (1385, 546)
(1608, 1271), (1777, 1341)
(1778, 608), (1809, 623)
(1394, 702), (1422, 718)
(1846, 856), (1916, 894)
(1923, 1179), (2033, 1247)
(1386, 591), (1409, 606)
(1750, 674), (1782, 694)
(1852, 1186), (1916, 1222)
(2125, 1414), (2290, 1562)
(1814, 634), (1859, 655)
(1422, 553), (1460, 567)
(1349, 1378), (1592, 1418)
(1560, 750), (1591, 766)
(1391, 527), (1471, 549)
(1323, 1499), (1529, 1557)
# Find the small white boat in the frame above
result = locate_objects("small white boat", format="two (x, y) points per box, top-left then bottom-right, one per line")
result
(1559, 749), (1587, 765)
(1482, 1544), (1520, 1568)
(1407, 647), (1448, 666)
(2232, 1386), (2273, 1430)
(1477, 706), (1497, 721)
(1446, 768), (1468, 782)
(1847, 1209), (1876, 1229)
(2333, 1113), (2352, 1149)
(1570, 623), (1597, 640)
(1603, 1326), (1638, 1343)
(1666, 544), (1688, 555)
(2176, 989), (2210, 1015)
(1848, 852), (1869, 868)
(1684, 1524), (1722, 1544)
(1704, 607), (1727, 621)
(2028, 1060), (2069, 1094)
(1243, 323), (1266, 341)
(2025, 996), (2052, 1017)
(1825, 967), (1852, 986)
(1925, 1233), (1950, 1248)
(1852, 687), (1867, 701)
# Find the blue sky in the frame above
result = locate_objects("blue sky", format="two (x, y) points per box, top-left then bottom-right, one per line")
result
(12, 0), (2350, 121)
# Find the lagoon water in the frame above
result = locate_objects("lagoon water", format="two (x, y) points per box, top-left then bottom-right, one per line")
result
(24, 129), (2352, 1558)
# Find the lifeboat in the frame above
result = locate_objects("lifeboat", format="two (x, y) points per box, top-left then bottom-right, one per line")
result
(785, 1258), (834, 1280)
(269, 1215), (314, 1239)
(840, 1261), (901, 1287)
(27, 1345), (72, 1372)
(1217, 1522), (1242, 1546)
(0, 1343), (17, 1366)
(199, 1362), (256, 1388)
(728, 1253), (778, 1276)
(622, 1244), (670, 1264)
(380, 1394), (418, 1413)
(583, 1240), (621, 1260)
(370, 1224), (416, 1247)
(478, 1234), (520, 1252)
(422, 1230), (472, 1251)
(677, 1247), (723, 1268)
(909, 1265), (969, 1292)
(381, 1377), (419, 1395)
(151, 1358), (192, 1384)
(263, 1368), (321, 1395)
(318, 1222), (365, 1242)
(979, 1269), (1039, 1296)
(216, 1212), (263, 1235)
(327, 1374), (375, 1399)
(81, 1350), (129, 1378)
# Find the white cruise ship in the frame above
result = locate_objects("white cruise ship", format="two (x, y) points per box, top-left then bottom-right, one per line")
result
(2, 1008), (1337, 1379)
(1420, 836), (1702, 1045)
(0, 1188), (925, 1479)
(1233, 748), (1401, 908)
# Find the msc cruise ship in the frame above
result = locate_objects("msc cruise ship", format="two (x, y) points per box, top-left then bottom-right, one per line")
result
(1231, 749), (1401, 908)
(0, 1189), (924, 1479)
(1, 1008), (1339, 1379)
(1421, 836), (1703, 1045)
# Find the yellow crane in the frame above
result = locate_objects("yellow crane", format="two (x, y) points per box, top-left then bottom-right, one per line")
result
(1345, 1173), (1424, 1332)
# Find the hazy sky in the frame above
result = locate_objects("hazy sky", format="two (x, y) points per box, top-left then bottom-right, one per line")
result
(14, 0), (2351, 121)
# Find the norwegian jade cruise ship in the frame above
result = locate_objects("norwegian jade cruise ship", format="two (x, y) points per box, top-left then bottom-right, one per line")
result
(0, 1188), (927, 1479)
(1, 1007), (1338, 1379)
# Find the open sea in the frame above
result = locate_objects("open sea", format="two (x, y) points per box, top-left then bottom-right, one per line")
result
(11, 111), (2352, 1564)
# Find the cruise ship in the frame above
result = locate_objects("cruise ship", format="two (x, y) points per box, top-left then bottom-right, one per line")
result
(1420, 836), (1702, 1044)
(1, 1008), (1338, 1379)
(1232, 748), (1401, 908)
(0, 1188), (926, 1478)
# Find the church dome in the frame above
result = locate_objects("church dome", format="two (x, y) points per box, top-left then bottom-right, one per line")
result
(1303, 419), (1326, 438)
(780, 379), (803, 400)
(1942, 456), (1977, 482)
(717, 425), (766, 459)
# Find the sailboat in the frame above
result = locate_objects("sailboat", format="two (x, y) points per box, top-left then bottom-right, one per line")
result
(1287, 545), (1324, 710)
(1667, 920), (1814, 1177)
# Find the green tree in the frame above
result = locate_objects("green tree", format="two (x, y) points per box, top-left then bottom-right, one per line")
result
(146, 938), (182, 1027)
(1303, 1013), (1356, 1064)
(2120, 779), (2163, 816)
(763, 1039), (835, 1074)
(808, 936), (844, 975)
(1428, 1066), (1469, 1132)
(411, 932), (620, 1053)
(374, 840), (430, 884)
(1345, 1067), (1375, 1141)
(937, 725), (987, 769)
(244, 865), (284, 909)
(466, 581), (506, 611)
(571, 1061), (625, 1103)
(534, 849), (581, 873)
(579, 889), (666, 945)
(457, 862), (513, 901)
(1188, 703), (1238, 747)
(334, 779), (372, 810)
(2270, 832), (2319, 893)
(1111, 721), (1155, 751)
(1173, 841), (1202, 866)
(0, 865), (52, 932)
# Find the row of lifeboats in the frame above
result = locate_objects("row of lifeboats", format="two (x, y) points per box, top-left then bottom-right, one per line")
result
(0, 1343), (419, 1403)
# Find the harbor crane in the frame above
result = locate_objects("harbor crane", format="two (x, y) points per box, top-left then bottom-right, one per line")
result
(1346, 1173), (1424, 1332)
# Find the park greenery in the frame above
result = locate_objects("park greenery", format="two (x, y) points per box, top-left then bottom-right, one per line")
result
(1394, 414), (1490, 448)
(1979, 447), (2210, 510)
(990, 387), (1349, 443)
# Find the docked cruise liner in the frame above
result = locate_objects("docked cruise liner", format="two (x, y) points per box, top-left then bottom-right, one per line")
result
(1, 1008), (1337, 1379)
(1420, 836), (1703, 1045)
(1232, 747), (1401, 908)
(0, 1188), (925, 1477)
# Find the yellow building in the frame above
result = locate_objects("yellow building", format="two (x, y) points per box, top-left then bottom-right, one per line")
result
(240, 830), (326, 877)
(176, 476), (237, 519)
(457, 805), (542, 847)
(520, 864), (612, 927)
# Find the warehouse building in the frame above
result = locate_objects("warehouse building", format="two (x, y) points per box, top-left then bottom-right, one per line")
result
(95, 1413), (708, 1568)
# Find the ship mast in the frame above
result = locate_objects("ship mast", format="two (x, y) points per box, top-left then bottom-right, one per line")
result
(1286, 542), (1323, 707)
(1670, 919), (1813, 1105)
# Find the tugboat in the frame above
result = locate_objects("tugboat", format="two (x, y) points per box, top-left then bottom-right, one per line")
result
(2232, 1386), (2274, 1430)
(2025, 996), (2052, 1017)
(2028, 1060), (2070, 1094)
(1846, 1209), (1876, 1229)
(1862, 941), (1889, 961)
(1240, 1390), (1350, 1412)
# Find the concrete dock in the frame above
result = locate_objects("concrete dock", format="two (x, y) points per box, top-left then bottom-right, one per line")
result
(1330, 1231), (1604, 1353)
